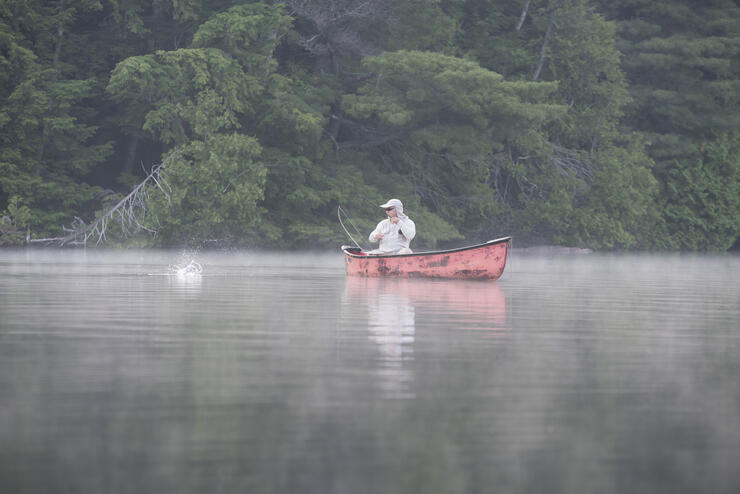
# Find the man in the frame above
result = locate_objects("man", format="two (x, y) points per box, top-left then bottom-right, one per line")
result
(368, 199), (416, 254)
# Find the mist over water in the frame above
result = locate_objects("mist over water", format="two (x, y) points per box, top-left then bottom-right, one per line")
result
(1, 249), (739, 493)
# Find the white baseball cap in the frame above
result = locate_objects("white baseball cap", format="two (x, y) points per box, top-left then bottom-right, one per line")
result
(379, 198), (403, 210)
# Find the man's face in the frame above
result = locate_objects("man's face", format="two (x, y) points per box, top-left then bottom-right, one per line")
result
(385, 206), (397, 218)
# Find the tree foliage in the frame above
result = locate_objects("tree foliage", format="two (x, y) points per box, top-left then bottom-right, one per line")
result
(594, 0), (740, 249)
(1, 0), (737, 250)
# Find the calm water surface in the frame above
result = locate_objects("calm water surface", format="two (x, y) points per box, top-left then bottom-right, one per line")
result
(1, 248), (739, 493)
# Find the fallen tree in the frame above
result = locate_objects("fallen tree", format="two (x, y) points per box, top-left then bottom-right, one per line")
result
(29, 152), (179, 247)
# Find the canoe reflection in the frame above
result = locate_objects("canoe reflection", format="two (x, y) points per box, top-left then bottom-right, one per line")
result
(343, 277), (507, 332)
(343, 278), (507, 398)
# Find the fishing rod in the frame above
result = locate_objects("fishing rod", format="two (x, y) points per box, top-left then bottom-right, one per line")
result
(337, 205), (368, 251)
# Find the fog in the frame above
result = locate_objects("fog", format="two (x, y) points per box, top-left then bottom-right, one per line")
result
(1, 249), (739, 493)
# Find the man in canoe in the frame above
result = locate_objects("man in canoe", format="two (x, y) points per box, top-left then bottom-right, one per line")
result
(367, 199), (416, 255)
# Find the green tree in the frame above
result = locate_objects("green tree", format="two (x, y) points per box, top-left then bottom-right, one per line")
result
(660, 133), (740, 250)
(458, 0), (543, 77)
(564, 138), (660, 249)
(544, 0), (629, 150)
(1, 0), (733, 251)
(0, 0), (112, 237)
(456, 0), (659, 249)
(343, 50), (566, 245)
(144, 134), (266, 245)
(106, 2), (294, 246)
(594, 0), (740, 249)
(386, 0), (461, 53)
(0, 195), (31, 245)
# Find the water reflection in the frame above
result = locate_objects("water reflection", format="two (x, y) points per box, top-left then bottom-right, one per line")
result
(344, 277), (507, 328)
(168, 268), (203, 296)
(343, 277), (507, 398)
(366, 289), (415, 360)
(6, 251), (738, 493)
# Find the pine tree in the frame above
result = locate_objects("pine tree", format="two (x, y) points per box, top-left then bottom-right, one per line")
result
(595, 0), (740, 249)
(0, 0), (113, 239)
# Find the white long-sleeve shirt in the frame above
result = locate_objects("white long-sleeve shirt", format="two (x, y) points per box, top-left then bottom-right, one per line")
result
(368, 216), (416, 253)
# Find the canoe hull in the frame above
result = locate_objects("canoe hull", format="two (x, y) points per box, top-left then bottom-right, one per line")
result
(342, 237), (511, 280)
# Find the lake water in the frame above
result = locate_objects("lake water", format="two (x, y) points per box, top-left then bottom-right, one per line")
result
(1, 248), (739, 493)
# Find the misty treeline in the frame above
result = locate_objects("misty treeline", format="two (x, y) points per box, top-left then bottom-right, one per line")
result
(1, 0), (738, 250)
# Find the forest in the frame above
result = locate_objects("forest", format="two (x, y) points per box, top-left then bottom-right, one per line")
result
(1, 0), (739, 250)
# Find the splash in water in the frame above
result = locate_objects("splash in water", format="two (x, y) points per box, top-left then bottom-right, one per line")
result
(170, 260), (203, 275)
(148, 258), (203, 276)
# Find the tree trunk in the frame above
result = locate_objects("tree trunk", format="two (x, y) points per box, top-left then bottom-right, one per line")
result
(532, 3), (559, 81)
(121, 133), (141, 175)
(516, 0), (531, 31)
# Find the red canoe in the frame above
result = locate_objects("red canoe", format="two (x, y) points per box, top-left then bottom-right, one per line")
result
(342, 237), (511, 280)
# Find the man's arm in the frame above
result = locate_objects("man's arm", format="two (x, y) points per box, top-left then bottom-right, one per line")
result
(369, 221), (385, 242)
(398, 218), (415, 241)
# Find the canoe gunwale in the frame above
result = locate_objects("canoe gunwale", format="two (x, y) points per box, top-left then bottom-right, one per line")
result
(341, 236), (512, 259)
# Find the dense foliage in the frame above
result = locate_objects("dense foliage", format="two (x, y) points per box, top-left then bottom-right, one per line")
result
(1, 0), (738, 250)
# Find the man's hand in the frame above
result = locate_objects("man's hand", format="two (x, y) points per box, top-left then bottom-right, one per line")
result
(375, 233), (384, 240)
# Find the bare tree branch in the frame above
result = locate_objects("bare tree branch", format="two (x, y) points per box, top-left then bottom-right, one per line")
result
(29, 150), (181, 247)
(285, 0), (393, 60)
(548, 142), (594, 180)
